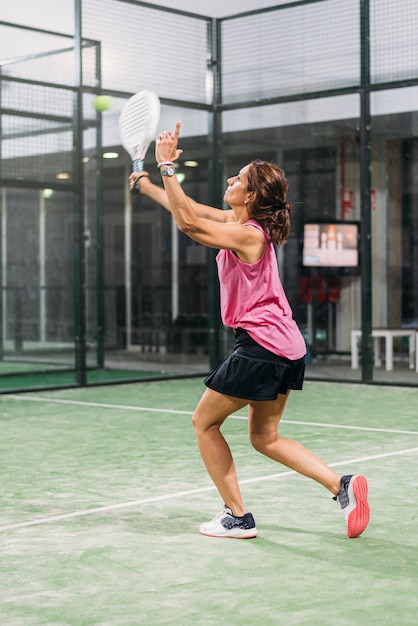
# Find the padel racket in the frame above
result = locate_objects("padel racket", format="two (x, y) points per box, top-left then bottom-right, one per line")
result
(119, 90), (161, 194)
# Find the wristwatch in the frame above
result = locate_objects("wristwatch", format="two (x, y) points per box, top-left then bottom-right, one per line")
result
(160, 165), (176, 177)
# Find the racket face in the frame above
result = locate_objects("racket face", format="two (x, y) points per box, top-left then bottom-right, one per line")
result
(119, 91), (161, 162)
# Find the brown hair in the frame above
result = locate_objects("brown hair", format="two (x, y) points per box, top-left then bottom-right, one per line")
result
(246, 159), (293, 245)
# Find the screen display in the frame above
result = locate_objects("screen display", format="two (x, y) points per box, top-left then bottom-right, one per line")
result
(302, 222), (359, 268)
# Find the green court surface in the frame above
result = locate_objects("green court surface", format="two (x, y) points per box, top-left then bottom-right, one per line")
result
(0, 368), (172, 392)
(1, 380), (418, 625)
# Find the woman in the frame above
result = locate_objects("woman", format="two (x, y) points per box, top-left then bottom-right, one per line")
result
(129, 122), (370, 540)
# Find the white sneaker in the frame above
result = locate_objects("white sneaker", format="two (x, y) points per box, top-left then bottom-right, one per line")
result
(199, 505), (258, 539)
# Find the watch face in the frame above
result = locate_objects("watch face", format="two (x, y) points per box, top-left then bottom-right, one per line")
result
(161, 166), (176, 177)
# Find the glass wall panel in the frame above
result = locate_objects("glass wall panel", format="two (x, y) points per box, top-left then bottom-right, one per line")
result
(367, 88), (418, 384)
(223, 95), (362, 382)
(0, 22), (79, 391)
(0, 188), (77, 391)
(86, 105), (211, 384)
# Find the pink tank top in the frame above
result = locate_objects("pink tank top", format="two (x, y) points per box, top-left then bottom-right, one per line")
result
(216, 219), (306, 360)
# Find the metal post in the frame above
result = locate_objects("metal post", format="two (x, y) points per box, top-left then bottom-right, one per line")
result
(39, 191), (46, 343)
(0, 188), (5, 360)
(95, 41), (105, 368)
(207, 18), (223, 370)
(171, 216), (179, 321)
(360, 0), (373, 382)
(0, 70), (3, 360)
(73, 0), (87, 385)
(124, 172), (132, 349)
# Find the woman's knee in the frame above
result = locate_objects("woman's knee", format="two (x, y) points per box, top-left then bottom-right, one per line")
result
(191, 411), (201, 434)
(249, 430), (277, 454)
(192, 410), (219, 436)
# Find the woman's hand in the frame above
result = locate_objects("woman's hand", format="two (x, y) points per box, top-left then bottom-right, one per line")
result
(129, 171), (152, 195)
(155, 121), (183, 164)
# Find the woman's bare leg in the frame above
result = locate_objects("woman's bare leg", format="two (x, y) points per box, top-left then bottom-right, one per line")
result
(248, 392), (341, 495)
(192, 388), (249, 516)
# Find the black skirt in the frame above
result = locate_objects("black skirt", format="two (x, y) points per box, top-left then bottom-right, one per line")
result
(204, 328), (305, 401)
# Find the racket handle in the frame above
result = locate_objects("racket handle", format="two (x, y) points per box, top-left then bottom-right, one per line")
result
(131, 159), (144, 195)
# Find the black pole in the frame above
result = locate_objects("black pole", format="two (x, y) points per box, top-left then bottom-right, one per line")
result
(359, 0), (373, 382)
(73, 0), (87, 385)
(207, 18), (223, 369)
(0, 68), (3, 361)
(95, 42), (105, 369)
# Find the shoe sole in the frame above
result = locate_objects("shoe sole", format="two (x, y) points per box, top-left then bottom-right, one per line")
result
(198, 527), (258, 539)
(346, 475), (370, 538)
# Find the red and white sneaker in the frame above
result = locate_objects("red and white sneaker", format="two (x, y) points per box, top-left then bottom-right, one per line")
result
(335, 475), (370, 538)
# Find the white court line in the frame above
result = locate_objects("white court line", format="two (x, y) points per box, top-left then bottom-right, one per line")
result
(4, 394), (418, 436)
(3, 395), (194, 415)
(1, 445), (418, 533)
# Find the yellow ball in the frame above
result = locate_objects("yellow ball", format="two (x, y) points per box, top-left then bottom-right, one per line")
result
(92, 95), (113, 112)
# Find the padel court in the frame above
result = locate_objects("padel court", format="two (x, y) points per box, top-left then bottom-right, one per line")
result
(1, 378), (417, 625)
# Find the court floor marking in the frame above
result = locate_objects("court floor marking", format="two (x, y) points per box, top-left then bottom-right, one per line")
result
(1, 444), (417, 533)
(4, 394), (418, 436)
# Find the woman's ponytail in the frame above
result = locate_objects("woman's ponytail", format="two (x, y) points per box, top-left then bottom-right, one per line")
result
(246, 160), (293, 245)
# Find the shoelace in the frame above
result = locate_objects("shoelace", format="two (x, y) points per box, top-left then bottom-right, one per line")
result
(211, 506), (231, 522)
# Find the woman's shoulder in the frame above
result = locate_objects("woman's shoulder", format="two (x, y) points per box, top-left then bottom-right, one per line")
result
(243, 219), (262, 230)
(244, 219), (270, 240)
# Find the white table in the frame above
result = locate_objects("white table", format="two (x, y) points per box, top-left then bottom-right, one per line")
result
(351, 329), (417, 371)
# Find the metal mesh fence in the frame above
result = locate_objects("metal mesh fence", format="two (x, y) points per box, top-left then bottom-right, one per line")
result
(1, 99), (74, 182)
(1, 81), (73, 118)
(0, 22), (102, 184)
(0, 24), (76, 86)
(221, 0), (360, 105)
(81, 0), (211, 102)
(370, 0), (418, 85)
(0, 24), (76, 184)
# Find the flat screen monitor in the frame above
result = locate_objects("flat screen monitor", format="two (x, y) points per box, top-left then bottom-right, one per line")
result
(302, 221), (360, 271)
